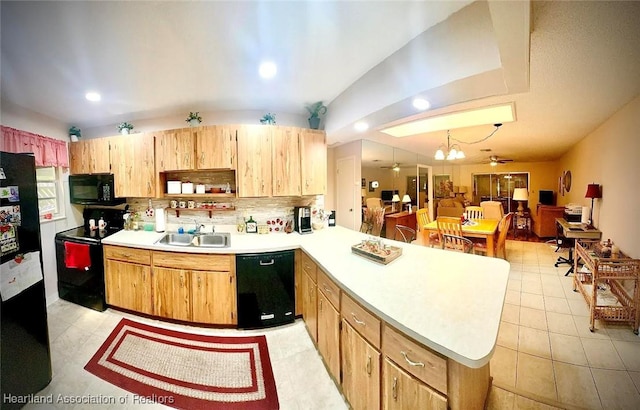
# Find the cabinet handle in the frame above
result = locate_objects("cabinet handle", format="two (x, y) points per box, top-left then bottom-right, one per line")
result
(180, 275), (184, 288)
(259, 259), (275, 266)
(322, 285), (332, 294)
(366, 355), (372, 375)
(198, 276), (201, 289)
(319, 298), (323, 311)
(200, 152), (205, 165)
(351, 313), (366, 326)
(401, 351), (425, 367)
(392, 377), (398, 400)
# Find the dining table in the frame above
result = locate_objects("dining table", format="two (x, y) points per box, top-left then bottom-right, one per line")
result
(419, 218), (501, 257)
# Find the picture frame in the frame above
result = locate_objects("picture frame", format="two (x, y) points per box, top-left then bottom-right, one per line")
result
(361, 178), (366, 188)
(433, 174), (452, 198)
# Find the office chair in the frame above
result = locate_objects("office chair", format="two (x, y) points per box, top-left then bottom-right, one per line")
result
(554, 220), (575, 275)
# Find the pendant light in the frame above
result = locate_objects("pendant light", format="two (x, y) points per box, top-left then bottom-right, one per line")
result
(434, 130), (465, 161)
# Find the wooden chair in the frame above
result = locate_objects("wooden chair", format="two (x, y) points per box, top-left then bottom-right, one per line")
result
(465, 206), (484, 219)
(436, 217), (464, 251)
(415, 207), (440, 248)
(480, 201), (504, 220)
(394, 224), (416, 243)
(441, 234), (474, 253)
(474, 212), (514, 259)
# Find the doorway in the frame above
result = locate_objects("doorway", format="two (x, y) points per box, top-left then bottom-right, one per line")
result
(336, 156), (358, 230)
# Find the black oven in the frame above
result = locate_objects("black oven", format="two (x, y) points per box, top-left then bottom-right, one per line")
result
(55, 208), (127, 311)
(69, 173), (125, 206)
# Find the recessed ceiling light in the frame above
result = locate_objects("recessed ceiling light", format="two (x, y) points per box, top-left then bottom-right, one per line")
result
(412, 97), (430, 111)
(354, 122), (369, 132)
(85, 92), (101, 102)
(258, 61), (277, 79)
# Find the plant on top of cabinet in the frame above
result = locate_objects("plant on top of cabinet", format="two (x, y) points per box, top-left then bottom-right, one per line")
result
(118, 122), (134, 135)
(260, 113), (276, 125)
(69, 126), (81, 141)
(186, 112), (202, 126)
(305, 101), (327, 129)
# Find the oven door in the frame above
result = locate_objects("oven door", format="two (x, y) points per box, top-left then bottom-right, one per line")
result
(55, 235), (106, 311)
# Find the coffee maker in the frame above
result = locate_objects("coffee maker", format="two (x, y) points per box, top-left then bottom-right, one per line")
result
(293, 206), (313, 234)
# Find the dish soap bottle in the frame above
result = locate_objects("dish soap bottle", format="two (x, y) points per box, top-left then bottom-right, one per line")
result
(246, 216), (257, 233)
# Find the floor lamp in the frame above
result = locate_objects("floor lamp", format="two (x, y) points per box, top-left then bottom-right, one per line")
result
(585, 184), (601, 227)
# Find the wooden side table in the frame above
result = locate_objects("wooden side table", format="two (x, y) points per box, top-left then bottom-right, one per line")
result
(384, 211), (417, 240)
(512, 212), (531, 239)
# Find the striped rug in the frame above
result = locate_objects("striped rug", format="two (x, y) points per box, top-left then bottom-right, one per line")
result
(85, 318), (279, 409)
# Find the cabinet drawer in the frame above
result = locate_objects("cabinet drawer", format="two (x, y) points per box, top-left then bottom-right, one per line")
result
(383, 325), (447, 395)
(317, 268), (340, 309)
(300, 252), (317, 283)
(341, 292), (381, 349)
(152, 251), (231, 271)
(104, 245), (151, 265)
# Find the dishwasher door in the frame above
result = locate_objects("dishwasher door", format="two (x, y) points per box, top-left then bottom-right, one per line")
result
(236, 250), (295, 329)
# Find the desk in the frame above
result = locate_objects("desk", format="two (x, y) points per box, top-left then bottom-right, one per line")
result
(385, 211), (417, 240)
(555, 218), (602, 276)
(421, 219), (500, 257)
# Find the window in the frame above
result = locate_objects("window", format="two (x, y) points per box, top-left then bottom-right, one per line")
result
(36, 166), (64, 221)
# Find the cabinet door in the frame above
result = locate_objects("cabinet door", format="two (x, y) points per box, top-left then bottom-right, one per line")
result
(195, 125), (237, 170)
(155, 128), (194, 171)
(89, 137), (112, 173)
(271, 126), (301, 196)
(153, 267), (191, 321)
(317, 290), (341, 382)
(300, 128), (326, 195)
(69, 138), (111, 174)
(302, 271), (317, 342)
(342, 320), (381, 410)
(111, 133), (155, 197)
(383, 358), (447, 410)
(191, 270), (237, 325)
(105, 259), (153, 315)
(236, 124), (272, 197)
(69, 140), (90, 174)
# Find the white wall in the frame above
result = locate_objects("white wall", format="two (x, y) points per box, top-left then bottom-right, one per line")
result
(559, 94), (640, 258)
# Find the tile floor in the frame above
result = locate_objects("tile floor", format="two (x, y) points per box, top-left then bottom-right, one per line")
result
(25, 239), (640, 409)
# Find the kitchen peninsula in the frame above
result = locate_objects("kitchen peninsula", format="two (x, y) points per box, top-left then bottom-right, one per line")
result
(102, 226), (509, 409)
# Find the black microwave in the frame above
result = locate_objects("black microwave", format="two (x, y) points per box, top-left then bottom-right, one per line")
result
(69, 174), (125, 205)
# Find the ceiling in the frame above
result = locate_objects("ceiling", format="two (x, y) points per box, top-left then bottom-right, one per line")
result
(2, 1), (640, 166)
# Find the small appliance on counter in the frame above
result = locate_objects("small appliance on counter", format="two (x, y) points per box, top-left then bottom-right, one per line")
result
(293, 206), (313, 234)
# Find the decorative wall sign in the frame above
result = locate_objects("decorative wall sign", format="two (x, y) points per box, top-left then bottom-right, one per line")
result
(563, 170), (572, 193)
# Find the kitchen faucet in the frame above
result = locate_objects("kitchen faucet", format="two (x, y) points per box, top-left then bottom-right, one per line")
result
(193, 219), (205, 234)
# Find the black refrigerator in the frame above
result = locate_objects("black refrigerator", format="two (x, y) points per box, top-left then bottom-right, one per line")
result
(0, 152), (52, 409)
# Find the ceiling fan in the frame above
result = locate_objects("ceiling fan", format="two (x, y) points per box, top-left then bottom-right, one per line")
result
(487, 155), (513, 166)
(380, 162), (405, 171)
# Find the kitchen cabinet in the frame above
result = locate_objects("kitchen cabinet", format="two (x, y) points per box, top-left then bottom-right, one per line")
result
(272, 126), (301, 196)
(104, 246), (153, 315)
(155, 128), (195, 171)
(69, 138), (111, 175)
(300, 128), (327, 195)
(342, 320), (381, 410)
(317, 269), (341, 382)
(300, 252), (318, 341)
(195, 125), (237, 170)
(383, 357), (447, 410)
(236, 124), (272, 197)
(153, 266), (191, 321)
(191, 269), (236, 324)
(110, 133), (156, 197)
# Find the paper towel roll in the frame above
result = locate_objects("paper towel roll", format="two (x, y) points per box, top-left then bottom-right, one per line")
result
(581, 206), (590, 224)
(155, 208), (166, 232)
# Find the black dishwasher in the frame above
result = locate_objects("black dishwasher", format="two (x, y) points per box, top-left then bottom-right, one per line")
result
(236, 250), (295, 329)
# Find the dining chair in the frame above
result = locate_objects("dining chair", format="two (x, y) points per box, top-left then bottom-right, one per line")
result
(415, 207), (440, 248)
(394, 224), (416, 243)
(474, 212), (514, 259)
(436, 216), (464, 251)
(441, 234), (474, 253)
(465, 206), (484, 219)
(480, 201), (504, 220)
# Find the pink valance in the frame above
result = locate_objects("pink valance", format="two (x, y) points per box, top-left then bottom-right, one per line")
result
(1, 125), (69, 168)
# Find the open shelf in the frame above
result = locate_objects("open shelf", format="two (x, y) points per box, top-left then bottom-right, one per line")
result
(167, 207), (236, 218)
(164, 193), (236, 199)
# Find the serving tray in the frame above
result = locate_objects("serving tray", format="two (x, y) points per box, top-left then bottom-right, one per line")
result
(351, 242), (402, 265)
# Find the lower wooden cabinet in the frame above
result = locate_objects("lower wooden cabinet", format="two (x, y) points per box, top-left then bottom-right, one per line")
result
(152, 267), (191, 321)
(317, 288), (340, 382)
(301, 270), (318, 342)
(104, 259), (153, 315)
(341, 320), (381, 410)
(383, 358), (447, 410)
(191, 269), (236, 324)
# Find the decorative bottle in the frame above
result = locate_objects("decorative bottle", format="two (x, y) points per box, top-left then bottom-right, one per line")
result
(246, 216), (257, 233)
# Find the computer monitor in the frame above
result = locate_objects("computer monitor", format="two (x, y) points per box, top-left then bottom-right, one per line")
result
(381, 190), (398, 201)
(539, 190), (555, 205)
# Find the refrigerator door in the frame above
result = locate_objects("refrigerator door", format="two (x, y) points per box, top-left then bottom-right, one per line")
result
(0, 152), (52, 408)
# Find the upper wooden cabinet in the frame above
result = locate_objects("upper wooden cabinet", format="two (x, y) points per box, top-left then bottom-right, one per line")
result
(300, 128), (327, 195)
(236, 124), (272, 197)
(195, 125), (236, 170)
(69, 138), (111, 175)
(272, 126), (301, 197)
(155, 128), (194, 172)
(110, 133), (156, 197)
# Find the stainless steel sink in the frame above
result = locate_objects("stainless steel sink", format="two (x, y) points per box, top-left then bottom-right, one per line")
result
(156, 233), (195, 246)
(155, 232), (230, 248)
(195, 233), (230, 248)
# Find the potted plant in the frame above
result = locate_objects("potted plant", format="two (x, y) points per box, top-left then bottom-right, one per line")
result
(259, 113), (276, 125)
(117, 122), (134, 135)
(68, 126), (81, 142)
(305, 101), (327, 129)
(186, 112), (202, 126)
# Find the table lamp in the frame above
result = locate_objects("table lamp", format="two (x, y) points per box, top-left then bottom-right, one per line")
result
(512, 188), (529, 215)
(584, 183), (601, 226)
(402, 194), (411, 213)
(392, 194), (400, 212)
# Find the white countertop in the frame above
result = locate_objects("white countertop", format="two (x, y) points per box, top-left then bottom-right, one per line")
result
(103, 225), (509, 368)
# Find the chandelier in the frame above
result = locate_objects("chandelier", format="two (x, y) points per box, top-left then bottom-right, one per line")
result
(434, 130), (465, 160)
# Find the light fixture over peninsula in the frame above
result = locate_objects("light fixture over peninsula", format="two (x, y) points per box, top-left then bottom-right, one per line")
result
(258, 61), (277, 79)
